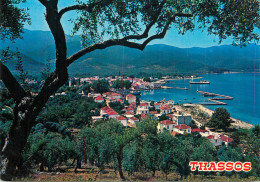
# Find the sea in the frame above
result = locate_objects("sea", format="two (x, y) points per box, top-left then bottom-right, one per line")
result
(140, 73), (260, 125)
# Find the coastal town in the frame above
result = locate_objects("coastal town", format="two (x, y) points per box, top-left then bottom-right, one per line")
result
(46, 75), (252, 148)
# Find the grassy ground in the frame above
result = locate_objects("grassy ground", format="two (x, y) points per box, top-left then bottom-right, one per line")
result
(19, 166), (259, 181)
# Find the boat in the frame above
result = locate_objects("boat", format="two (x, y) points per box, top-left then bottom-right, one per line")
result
(189, 80), (210, 84)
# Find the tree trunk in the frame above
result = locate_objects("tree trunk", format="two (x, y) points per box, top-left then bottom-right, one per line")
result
(0, 109), (33, 180)
(117, 145), (125, 180)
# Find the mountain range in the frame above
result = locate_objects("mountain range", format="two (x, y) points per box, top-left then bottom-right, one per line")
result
(1, 29), (259, 75)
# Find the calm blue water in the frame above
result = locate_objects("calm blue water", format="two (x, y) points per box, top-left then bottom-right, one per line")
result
(141, 73), (260, 124)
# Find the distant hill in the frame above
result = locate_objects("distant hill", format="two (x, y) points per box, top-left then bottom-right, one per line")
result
(1, 30), (259, 75)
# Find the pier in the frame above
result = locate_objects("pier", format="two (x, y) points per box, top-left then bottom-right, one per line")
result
(197, 90), (233, 105)
(197, 90), (233, 100)
(202, 99), (227, 105)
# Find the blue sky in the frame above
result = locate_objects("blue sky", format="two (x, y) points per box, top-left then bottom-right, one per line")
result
(20, 0), (258, 48)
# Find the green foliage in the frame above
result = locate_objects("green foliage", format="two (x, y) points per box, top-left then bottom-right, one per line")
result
(143, 77), (151, 82)
(159, 114), (169, 121)
(25, 131), (77, 171)
(112, 79), (132, 89)
(109, 101), (124, 114)
(207, 108), (232, 130)
(92, 80), (110, 94)
(36, 93), (95, 128)
(0, 0), (30, 40)
(189, 120), (198, 129)
(72, 0), (259, 47)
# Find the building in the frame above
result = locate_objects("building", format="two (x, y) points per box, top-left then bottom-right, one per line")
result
(173, 114), (192, 125)
(137, 103), (149, 114)
(191, 128), (209, 137)
(124, 111), (134, 118)
(220, 135), (234, 146)
(174, 124), (191, 134)
(167, 99), (174, 105)
(160, 104), (171, 114)
(106, 111), (119, 118)
(100, 106), (118, 118)
(117, 116), (128, 127)
(129, 117), (139, 124)
(157, 120), (176, 133)
(207, 135), (223, 147)
(126, 94), (136, 104)
(154, 102), (161, 110)
(94, 96), (104, 103)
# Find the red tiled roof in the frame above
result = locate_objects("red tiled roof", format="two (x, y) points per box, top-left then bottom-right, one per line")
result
(104, 92), (112, 95)
(130, 117), (139, 121)
(191, 128), (208, 133)
(117, 99), (123, 102)
(117, 116), (127, 120)
(159, 120), (175, 125)
(112, 93), (121, 96)
(160, 104), (170, 110)
(150, 111), (158, 114)
(101, 106), (111, 111)
(175, 124), (191, 129)
(167, 114), (174, 118)
(95, 97), (104, 100)
(130, 102), (136, 106)
(220, 135), (234, 143)
(141, 114), (147, 119)
(126, 107), (134, 111)
(207, 135), (214, 139)
(154, 103), (161, 106)
(126, 94), (136, 98)
(107, 111), (118, 115)
(125, 111), (134, 115)
(140, 103), (148, 106)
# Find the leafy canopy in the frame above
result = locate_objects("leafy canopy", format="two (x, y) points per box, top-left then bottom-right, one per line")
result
(71, 0), (259, 47)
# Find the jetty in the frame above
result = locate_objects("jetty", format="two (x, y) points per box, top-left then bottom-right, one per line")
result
(197, 90), (233, 100)
(202, 99), (227, 105)
(197, 90), (233, 105)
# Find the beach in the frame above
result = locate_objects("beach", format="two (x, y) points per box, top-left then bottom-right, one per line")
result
(196, 104), (254, 129)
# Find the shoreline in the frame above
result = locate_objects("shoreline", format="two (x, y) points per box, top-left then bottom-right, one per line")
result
(195, 104), (254, 129)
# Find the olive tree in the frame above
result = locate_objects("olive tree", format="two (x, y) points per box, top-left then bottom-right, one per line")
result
(0, 0), (259, 180)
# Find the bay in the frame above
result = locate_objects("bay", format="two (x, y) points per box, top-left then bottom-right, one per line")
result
(141, 73), (260, 124)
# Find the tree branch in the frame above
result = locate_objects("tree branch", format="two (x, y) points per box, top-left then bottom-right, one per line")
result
(67, 13), (192, 66)
(38, 0), (47, 6)
(123, 0), (166, 41)
(58, 0), (104, 19)
(0, 62), (28, 102)
(59, 5), (91, 18)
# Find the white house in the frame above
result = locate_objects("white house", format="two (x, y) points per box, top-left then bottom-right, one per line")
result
(160, 104), (171, 114)
(220, 135), (234, 146)
(94, 96), (104, 103)
(107, 111), (119, 118)
(137, 103), (149, 114)
(154, 102), (161, 110)
(173, 124), (191, 134)
(157, 120), (176, 133)
(117, 116), (128, 127)
(167, 99), (174, 105)
(207, 135), (223, 147)
(124, 111), (134, 118)
(129, 117), (139, 124)
(100, 106), (118, 118)
(191, 128), (209, 137)
(126, 94), (136, 104)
